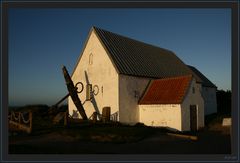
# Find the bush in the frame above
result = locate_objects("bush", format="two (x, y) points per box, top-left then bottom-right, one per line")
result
(216, 90), (231, 115)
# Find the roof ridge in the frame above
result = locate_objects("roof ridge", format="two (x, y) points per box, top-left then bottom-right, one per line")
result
(92, 26), (175, 54)
(155, 74), (192, 81)
(187, 65), (217, 88)
(89, 26), (194, 79)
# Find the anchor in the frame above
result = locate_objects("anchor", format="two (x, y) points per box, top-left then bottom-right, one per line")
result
(49, 65), (88, 120)
(52, 81), (83, 109)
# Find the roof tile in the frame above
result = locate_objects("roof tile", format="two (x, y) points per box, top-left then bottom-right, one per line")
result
(73, 27), (216, 89)
(139, 75), (192, 104)
(93, 27), (193, 79)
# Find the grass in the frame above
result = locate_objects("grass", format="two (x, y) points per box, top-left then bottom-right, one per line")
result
(29, 122), (157, 143)
(9, 110), (158, 144)
(9, 105), (232, 154)
(9, 105), (159, 143)
(10, 106), (231, 143)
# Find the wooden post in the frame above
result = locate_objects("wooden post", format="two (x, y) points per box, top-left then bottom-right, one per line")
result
(18, 112), (21, 124)
(92, 112), (97, 123)
(102, 107), (111, 123)
(11, 112), (13, 121)
(29, 111), (32, 133)
(64, 111), (68, 126)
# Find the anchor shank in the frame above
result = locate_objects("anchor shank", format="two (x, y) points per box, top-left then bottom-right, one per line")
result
(62, 66), (88, 120)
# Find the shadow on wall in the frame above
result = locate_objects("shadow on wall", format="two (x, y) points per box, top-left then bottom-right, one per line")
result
(84, 71), (101, 118)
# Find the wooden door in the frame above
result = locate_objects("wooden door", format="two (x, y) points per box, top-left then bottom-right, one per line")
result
(190, 105), (197, 131)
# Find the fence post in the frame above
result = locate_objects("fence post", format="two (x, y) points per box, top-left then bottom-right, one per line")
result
(92, 112), (97, 123)
(102, 107), (111, 123)
(18, 112), (21, 124)
(64, 111), (68, 126)
(29, 111), (32, 133)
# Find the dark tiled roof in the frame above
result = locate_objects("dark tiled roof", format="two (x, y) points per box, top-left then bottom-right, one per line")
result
(139, 75), (192, 104)
(187, 65), (217, 88)
(93, 27), (193, 79)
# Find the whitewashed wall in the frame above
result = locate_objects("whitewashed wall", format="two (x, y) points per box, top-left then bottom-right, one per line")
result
(119, 75), (150, 124)
(68, 30), (119, 119)
(139, 78), (204, 131)
(202, 87), (217, 115)
(181, 79), (204, 131)
(139, 104), (182, 131)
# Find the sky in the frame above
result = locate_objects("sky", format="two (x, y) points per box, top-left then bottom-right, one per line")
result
(8, 8), (231, 106)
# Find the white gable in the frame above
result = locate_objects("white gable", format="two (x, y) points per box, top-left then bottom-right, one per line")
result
(68, 30), (119, 119)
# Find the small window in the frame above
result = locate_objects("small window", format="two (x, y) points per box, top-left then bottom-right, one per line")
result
(192, 87), (195, 94)
(89, 53), (93, 65)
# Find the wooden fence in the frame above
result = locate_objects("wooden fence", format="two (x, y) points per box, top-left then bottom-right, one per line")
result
(8, 111), (32, 134)
(88, 111), (119, 122)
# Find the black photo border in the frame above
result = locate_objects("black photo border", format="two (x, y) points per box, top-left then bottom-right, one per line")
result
(1, 0), (239, 162)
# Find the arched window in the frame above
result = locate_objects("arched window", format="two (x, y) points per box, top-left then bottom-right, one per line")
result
(89, 53), (93, 65)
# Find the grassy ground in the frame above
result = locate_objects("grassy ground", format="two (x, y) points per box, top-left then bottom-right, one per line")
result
(10, 121), (158, 143)
(8, 106), (231, 154)
(9, 123), (231, 154)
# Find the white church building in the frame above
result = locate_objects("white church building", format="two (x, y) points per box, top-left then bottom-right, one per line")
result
(68, 26), (217, 131)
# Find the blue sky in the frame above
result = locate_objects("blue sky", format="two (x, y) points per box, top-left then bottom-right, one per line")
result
(8, 8), (231, 106)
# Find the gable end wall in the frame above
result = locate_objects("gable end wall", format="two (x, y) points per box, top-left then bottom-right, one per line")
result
(181, 78), (204, 131)
(202, 87), (217, 115)
(68, 31), (119, 119)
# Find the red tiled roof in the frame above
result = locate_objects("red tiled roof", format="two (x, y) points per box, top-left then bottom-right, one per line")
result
(139, 75), (192, 104)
